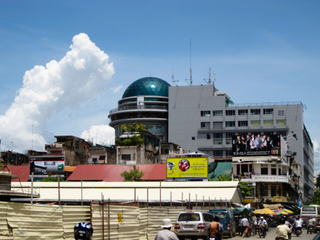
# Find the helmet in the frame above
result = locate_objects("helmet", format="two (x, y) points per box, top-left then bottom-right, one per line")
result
(260, 217), (264, 220)
(280, 218), (286, 224)
(74, 222), (93, 240)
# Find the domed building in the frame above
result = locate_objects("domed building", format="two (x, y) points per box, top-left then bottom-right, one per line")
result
(108, 77), (171, 142)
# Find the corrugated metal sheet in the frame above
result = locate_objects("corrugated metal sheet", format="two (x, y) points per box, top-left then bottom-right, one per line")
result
(62, 205), (91, 240)
(7, 202), (64, 239)
(0, 202), (12, 239)
(5, 166), (29, 182)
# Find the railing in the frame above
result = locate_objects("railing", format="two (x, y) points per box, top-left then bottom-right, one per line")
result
(118, 160), (136, 165)
(252, 175), (289, 183)
(109, 104), (168, 114)
(228, 101), (303, 107)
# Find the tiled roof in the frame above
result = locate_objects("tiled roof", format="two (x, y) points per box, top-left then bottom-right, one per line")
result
(67, 164), (166, 181)
(4, 165), (30, 182)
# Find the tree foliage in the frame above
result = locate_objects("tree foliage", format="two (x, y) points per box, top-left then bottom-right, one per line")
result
(316, 173), (320, 189)
(240, 181), (254, 199)
(116, 122), (147, 146)
(40, 173), (66, 182)
(120, 165), (144, 181)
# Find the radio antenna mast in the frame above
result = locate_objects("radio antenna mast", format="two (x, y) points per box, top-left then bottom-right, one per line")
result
(171, 71), (179, 86)
(185, 39), (193, 85)
(204, 68), (212, 85)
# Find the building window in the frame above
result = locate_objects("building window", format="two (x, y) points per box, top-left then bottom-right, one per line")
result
(251, 109), (261, 115)
(271, 168), (277, 175)
(238, 121), (248, 127)
(276, 120), (286, 126)
(271, 186), (277, 196)
(122, 154), (131, 160)
(92, 158), (98, 164)
(192, 136), (195, 140)
(225, 121), (235, 127)
(238, 109), (248, 115)
(278, 110), (284, 116)
(261, 164), (268, 175)
(251, 120), (261, 126)
(213, 110), (223, 116)
(226, 133), (233, 145)
(213, 133), (223, 145)
(213, 150), (223, 156)
(278, 168), (281, 175)
(201, 111), (211, 117)
(226, 110), (235, 116)
(207, 133), (211, 139)
(201, 122), (210, 129)
(262, 184), (268, 196)
(263, 108), (273, 115)
(263, 120), (273, 126)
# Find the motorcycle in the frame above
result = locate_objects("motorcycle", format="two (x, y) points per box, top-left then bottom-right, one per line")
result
(209, 233), (218, 240)
(242, 224), (253, 238)
(295, 227), (302, 236)
(258, 225), (266, 238)
(307, 224), (314, 234)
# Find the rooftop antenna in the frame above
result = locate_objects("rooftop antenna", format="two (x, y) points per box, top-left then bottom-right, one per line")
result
(212, 71), (218, 95)
(204, 68), (212, 85)
(171, 71), (179, 86)
(185, 39), (193, 85)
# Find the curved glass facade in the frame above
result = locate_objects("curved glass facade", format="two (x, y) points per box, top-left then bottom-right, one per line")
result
(122, 77), (171, 98)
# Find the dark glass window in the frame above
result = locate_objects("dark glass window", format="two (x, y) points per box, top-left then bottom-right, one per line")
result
(226, 110), (235, 116)
(238, 109), (248, 115)
(263, 108), (273, 115)
(250, 109), (261, 115)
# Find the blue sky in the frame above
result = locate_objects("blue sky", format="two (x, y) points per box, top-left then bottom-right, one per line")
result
(0, 1), (319, 173)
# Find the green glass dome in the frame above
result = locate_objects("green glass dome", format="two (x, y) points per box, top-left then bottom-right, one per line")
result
(122, 77), (171, 98)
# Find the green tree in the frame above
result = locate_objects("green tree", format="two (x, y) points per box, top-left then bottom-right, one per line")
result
(120, 165), (144, 181)
(315, 173), (320, 189)
(40, 173), (66, 182)
(116, 122), (147, 146)
(239, 181), (254, 199)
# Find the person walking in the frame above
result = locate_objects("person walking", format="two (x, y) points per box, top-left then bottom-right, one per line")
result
(154, 218), (179, 240)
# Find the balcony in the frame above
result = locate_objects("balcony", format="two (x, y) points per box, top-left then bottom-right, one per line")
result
(252, 175), (289, 183)
(118, 160), (136, 165)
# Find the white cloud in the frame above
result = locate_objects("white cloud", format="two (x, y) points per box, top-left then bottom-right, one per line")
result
(111, 85), (123, 93)
(81, 125), (115, 145)
(0, 33), (115, 153)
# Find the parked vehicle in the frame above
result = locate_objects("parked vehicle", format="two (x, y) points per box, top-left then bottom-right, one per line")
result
(174, 211), (214, 240)
(208, 209), (236, 238)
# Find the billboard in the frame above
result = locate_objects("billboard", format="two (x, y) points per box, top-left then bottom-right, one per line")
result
(29, 155), (65, 180)
(166, 157), (208, 179)
(232, 134), (280, 156)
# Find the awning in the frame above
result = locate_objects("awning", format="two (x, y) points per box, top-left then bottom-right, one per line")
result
(263, 203), (283, 210)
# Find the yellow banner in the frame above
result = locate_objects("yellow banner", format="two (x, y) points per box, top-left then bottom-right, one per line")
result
(166, 158), (208, 179)
(273, 196), (285, 202)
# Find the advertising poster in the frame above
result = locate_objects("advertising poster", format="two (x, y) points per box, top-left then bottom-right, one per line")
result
(232, 134), (280, 156)
(29, 156), (65, 179)
(166, 157), (208, 179)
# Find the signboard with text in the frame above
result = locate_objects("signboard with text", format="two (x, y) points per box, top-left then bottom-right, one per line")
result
(166, 157), (208, 179)
(232, 134), (280, 156)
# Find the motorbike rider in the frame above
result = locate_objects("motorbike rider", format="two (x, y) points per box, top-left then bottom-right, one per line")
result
(257, 216), (267, 236)
(275, 217), (291, 240)
(74, 222), (93, 240)
(240, 216), (249, 235)
(307, 216), (316, 233)
(294, 216), (303, 235)
(209, 216), (223, 240)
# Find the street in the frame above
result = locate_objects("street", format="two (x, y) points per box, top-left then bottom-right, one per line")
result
(228, 227), (319, 240)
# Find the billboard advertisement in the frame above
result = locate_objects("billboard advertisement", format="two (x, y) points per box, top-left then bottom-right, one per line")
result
(29, 155), (65, 180)
(232, 134), (280, 156)
(166, 157), (208, 179)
